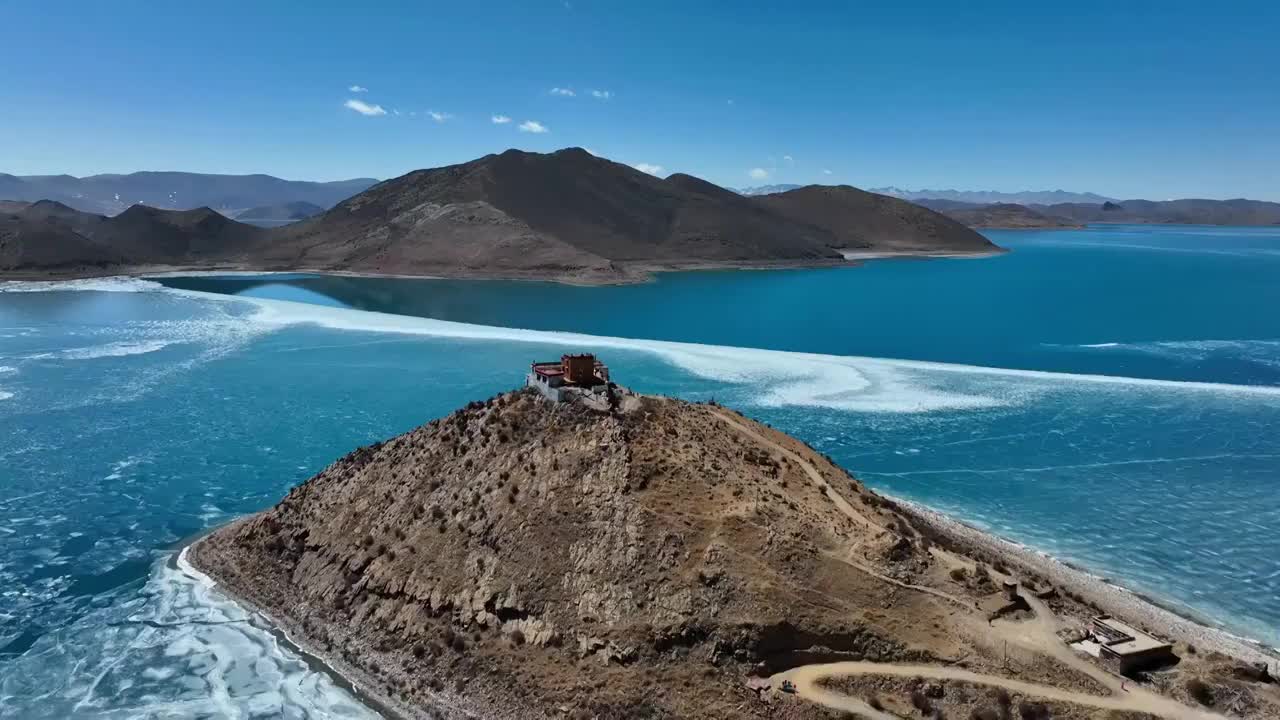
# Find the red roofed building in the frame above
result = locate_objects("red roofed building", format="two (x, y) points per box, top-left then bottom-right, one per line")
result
(528, 354), (610, 401)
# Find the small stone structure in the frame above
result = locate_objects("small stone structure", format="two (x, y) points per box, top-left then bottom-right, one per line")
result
(985, 580), (1030, 621)
(1001, 580), (1020, 601)
(527, 353), (611, 403)
(1089, 615), (1175, 674)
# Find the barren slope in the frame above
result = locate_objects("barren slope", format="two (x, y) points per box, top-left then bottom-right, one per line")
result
(191, 392), (964, 718)
(756, 185), (1000, 252)
(0, 201), (123, 271)
(189, 389), (1276, 719)
(266, 148), (844, 279)
(0, 200), (265, 272)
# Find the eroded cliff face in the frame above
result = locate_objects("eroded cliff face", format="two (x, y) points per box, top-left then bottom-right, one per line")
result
(192, 390), (949, 718)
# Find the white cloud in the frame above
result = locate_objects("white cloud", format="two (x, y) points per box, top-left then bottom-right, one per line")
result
(518, 120), (549, 133)
(590, 89), (613, 100)
(822, 168), (833, 175)
(550, 87), (576, 97)
(344, 99), (387, 116)
(783, 154), (794, 165)
(748, 167), (769, 181)
(633, 163), (663, 175)
(491, 114), (512, 124)
(427, 110), (454, 123)
(349, 85), (368, 93)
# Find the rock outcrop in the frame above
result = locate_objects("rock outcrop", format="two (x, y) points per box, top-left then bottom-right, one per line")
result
(191, 390), (958, 718)
(189, 388), (1280, 719)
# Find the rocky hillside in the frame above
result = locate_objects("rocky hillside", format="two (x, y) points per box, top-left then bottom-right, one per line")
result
(1, 201), (124, 270)
(0, 200), (264, 272)
(755, 185), (999, 252)
(190, 391), (958, 718)
(263, 148), (850, 281)
(1, 149), (1000, 281)
(189, 388), (1276, 720)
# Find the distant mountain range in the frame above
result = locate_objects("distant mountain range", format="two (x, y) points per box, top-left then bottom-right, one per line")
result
(913, 200), (1082, 229)
(0, 172), (378, 217)
(867, 188), (1116, 205)
(736, 184), (804, 196)
(8, 170), (1274, 234)
(1030, 199), (1280, 226)
(739, 186), (1280, 228)
(1, 148), (994, 281)
(915, 198), (1280, 229)
(737, 185), (1113, 205)
(10, 154), (1275, 278)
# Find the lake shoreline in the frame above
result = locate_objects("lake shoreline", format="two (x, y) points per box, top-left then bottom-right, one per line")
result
(0, 246), (1003, 287)
(180, 529), (482, 720)
(893, 498), (1280, 666)
(6, 222), (1279, 718)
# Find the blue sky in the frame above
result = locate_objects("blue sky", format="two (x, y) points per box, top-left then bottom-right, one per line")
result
(4, 1), (1278, 199)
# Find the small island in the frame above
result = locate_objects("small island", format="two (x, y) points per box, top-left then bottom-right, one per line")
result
(189, 357), (1278, 719)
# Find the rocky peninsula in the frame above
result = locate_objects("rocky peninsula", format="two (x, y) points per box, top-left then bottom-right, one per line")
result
(189, 385), (1278, 719)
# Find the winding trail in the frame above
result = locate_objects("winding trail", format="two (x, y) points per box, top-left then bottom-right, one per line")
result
(707, 408), (874, 527)
(707, 408), (1226, 720)
(772, 661), (1225, 720)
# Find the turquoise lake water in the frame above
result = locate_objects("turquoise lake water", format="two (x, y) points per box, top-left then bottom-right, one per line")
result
(1, 224), (1278, 717)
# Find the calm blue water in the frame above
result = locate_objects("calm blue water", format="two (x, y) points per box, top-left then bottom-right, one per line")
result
(1, 224), (1278, 717)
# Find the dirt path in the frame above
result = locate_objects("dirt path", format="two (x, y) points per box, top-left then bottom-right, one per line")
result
(1015, 590), (1125, 691)
(707, 408), (1222, 720)
(710, 408), (973, 611)
(773, 661), (1225, 720)
(707, 408), (876, 528)
(829, 550), (975, 609)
